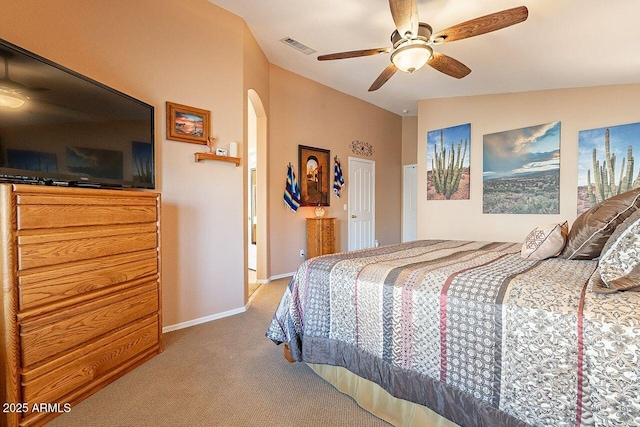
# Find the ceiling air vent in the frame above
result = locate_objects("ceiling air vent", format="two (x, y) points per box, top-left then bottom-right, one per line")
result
(280, 37), (316, 55)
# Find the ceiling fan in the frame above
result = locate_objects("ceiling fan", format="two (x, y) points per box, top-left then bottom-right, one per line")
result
(0, 49), (47, 108)
(317, 1), (528, 91)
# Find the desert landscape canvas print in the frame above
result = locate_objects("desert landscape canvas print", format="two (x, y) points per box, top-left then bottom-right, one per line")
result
(483, 122), (560, 214)
(577, 122), (640, 214)
(427, 123), (470, 200)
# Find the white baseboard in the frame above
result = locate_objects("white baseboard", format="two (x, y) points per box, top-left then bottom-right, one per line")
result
(255, 272), (294, 284)
(269, 272), (294, 281)
(162, 306), (246, 333)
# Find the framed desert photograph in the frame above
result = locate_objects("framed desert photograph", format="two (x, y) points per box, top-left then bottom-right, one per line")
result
(483, 121), (561, 214)
(577, 121), (640, 214)
(299, 145), (330, 206)
(166, 101), (210, 144)
(427, 123), (470, 200)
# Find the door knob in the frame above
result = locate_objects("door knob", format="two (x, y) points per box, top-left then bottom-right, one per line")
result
(351, 215), (357, 218)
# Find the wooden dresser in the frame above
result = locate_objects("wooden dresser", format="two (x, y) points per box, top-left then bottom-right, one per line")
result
(306, 218), (335, 259)
(0, 184), (162, 427)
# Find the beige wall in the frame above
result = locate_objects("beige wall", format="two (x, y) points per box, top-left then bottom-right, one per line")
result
(269, 65), (403, 276)
(418, 83), (640, 243)
(402, 116), (418, 165)
(242, 25), (271, 290)
(0, 0), (258, 328)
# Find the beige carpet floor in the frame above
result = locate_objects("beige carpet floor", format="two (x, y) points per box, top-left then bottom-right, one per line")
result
(47, 278), (390, 427)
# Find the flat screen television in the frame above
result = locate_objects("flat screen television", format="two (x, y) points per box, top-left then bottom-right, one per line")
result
(0, 37), (154, 189)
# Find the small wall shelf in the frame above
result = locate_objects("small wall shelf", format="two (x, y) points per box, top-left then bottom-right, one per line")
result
(194, 152), (241, 166)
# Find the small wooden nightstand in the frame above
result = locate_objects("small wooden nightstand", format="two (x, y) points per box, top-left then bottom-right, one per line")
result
(306, 218), (336, 259)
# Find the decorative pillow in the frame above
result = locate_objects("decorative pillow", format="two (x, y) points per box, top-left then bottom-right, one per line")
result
(521, 221), (568, 260)
(588, 269), (616, 294)
(560, 188), (640, 260)
(596, 208), (640, 292)
(590, 266), (640, 294)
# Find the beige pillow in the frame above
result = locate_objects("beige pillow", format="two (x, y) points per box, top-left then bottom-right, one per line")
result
(560, 188), (640, 260)
(589, 267), (640, 294)
(521, 221), (568, 260)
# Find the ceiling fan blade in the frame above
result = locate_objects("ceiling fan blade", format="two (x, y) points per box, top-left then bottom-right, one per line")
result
(368, 63), (398, 92)
(432, 6), (528, 44)
(389, 0), (419, 38)
(427, 52), (471, 79)
(317, 48), (390, 61)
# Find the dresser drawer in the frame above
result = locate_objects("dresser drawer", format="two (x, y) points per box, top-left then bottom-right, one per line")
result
(17, 224), (157, 270)
(21, 316), (159, 404)
(18, 249), (158, 310)
(17, 204), (157, 230)
(20, 284), (158, 367)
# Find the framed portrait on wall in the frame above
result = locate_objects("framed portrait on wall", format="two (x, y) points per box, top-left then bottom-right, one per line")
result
(298, 145), (330, 206)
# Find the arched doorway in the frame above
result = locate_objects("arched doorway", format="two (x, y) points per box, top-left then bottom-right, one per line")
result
(247, 90), (268, 298)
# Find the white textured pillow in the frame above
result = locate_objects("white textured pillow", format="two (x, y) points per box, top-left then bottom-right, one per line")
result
(521, 222), (568, 260)
(598, 209), (640, 292)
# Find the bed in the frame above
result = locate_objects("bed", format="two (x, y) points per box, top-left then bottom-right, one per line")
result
(266, 191), (640, 427)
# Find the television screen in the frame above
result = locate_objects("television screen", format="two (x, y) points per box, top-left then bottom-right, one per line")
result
(0, 38), (154, 189)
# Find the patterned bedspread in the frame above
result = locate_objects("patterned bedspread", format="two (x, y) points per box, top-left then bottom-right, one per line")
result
(266, 240), (640, 427)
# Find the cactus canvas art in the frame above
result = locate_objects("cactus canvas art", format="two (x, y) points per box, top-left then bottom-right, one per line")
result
(427, 123), (470, 200)
(577, 122), (640, 214)
(483, 122), (560, 214)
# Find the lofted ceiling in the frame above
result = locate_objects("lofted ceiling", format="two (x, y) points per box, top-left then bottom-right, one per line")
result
(208, 0), (640, 116)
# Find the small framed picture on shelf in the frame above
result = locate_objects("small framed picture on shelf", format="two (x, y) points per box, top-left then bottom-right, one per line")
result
(215, 148), (228, 156)
(166, 101), (210, 144)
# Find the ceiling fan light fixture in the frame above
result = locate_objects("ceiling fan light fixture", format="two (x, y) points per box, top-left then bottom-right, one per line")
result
(0, 88), (26, 109)
(390, 42), (432, 73)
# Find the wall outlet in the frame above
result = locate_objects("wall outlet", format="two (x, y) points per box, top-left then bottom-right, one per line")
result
(300, 249), (305, 258)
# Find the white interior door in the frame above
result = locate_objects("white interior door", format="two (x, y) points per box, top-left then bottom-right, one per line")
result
(348, 157), (375, 251)
(247, 98), (257, 271)
(403, 164), (418, 242)
(248, 168), (257, 270)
